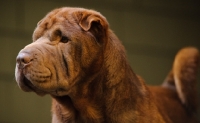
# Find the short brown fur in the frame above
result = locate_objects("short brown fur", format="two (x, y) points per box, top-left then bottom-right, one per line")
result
(15, 7), (199, 123)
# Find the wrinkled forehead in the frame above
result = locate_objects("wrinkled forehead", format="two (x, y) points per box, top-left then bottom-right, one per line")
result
(38, 8), (80, 28)
(33, 7), (82, 41)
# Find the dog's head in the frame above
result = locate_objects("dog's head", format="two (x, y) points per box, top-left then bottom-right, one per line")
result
(15, 7), (109, 96)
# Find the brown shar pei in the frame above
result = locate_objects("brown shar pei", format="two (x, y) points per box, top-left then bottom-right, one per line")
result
(15, 7), (199, 123)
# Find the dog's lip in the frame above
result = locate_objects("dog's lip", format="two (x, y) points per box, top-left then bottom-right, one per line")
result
(16, 70), (39, 92)
(16, 69), (56, 95)
(21, 76), (48, 96)
(23, 77), (35, 91)
(17, 73), (35, 92)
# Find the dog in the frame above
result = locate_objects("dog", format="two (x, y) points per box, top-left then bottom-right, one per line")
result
(15, 7), (199, 123)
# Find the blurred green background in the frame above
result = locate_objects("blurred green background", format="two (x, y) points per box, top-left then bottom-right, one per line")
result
(0, 0), (200, 123)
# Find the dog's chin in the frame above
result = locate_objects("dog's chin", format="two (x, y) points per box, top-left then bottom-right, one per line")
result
(18, 76), (47, 96)
(15, 67), (69, 97)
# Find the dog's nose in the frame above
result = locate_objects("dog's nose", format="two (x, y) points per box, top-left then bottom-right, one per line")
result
(16, 52), (33, 65)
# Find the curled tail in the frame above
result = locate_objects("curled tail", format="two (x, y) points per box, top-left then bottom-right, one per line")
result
(163, 47), (199, 114)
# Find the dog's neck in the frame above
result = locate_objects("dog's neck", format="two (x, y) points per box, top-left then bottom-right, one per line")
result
(51, 30), (149, 122)
(104, 30), (146, 90)
(101, 30), (149, 121)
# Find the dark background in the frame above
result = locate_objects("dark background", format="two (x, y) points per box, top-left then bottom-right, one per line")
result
(0, 0), (200, 122)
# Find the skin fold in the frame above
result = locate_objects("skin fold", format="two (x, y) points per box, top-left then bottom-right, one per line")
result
(15, 7), (199, 123)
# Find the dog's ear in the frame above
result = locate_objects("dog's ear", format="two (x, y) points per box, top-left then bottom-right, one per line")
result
(75, 11), (109, 41)
(79, 14), (104, 31)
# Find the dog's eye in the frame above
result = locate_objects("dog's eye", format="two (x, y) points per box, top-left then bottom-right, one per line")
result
(60, 36), (69, 43)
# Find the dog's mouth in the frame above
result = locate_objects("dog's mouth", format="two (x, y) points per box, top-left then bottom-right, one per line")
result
(16, 67), (64, 96)
(23, 77), (36, 91)
(16, 72), (47, 96)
